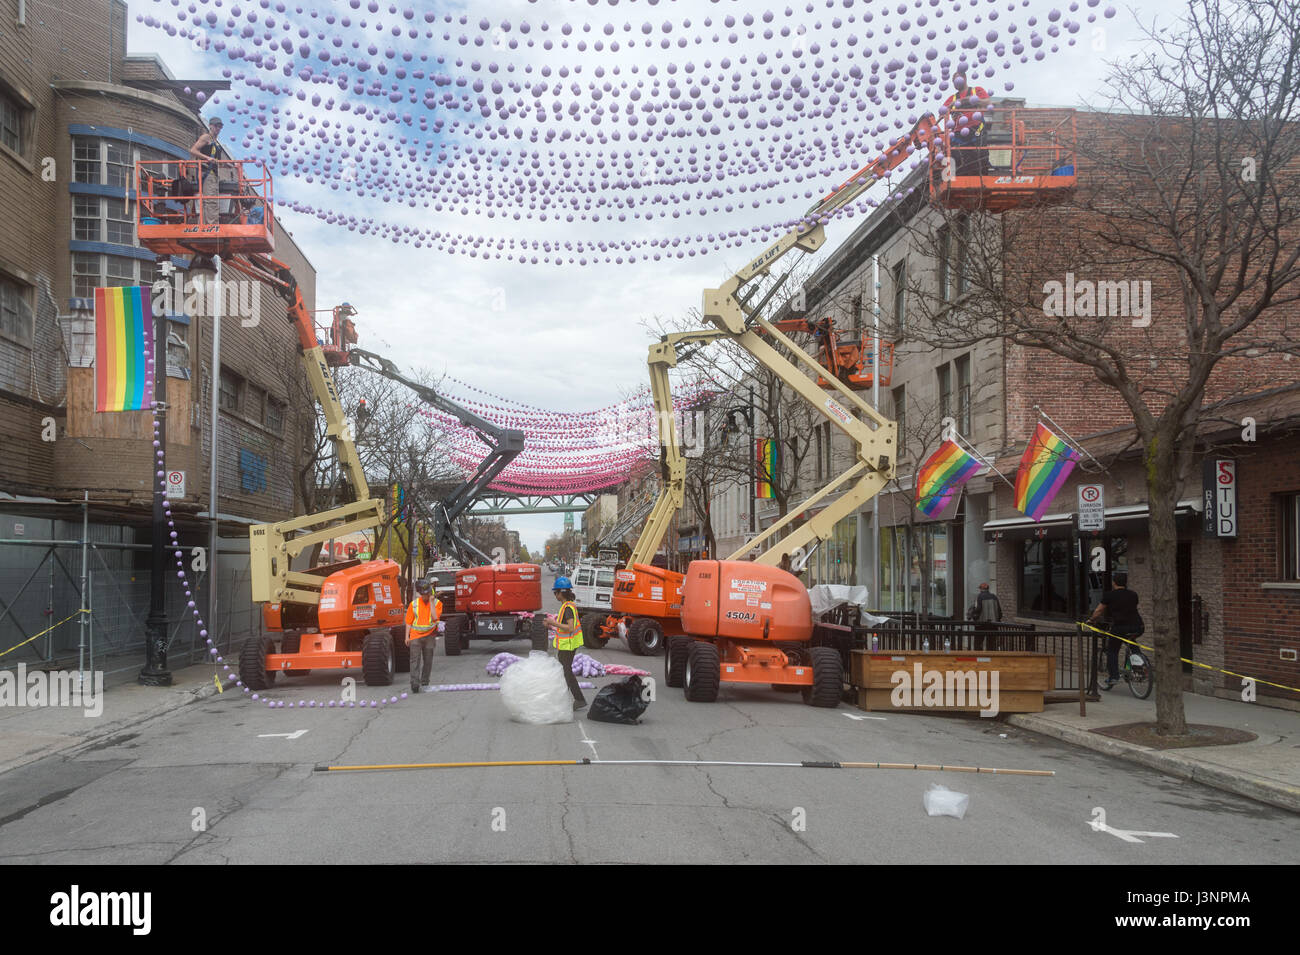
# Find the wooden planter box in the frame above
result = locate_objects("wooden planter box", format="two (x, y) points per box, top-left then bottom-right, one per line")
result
(850, 650), (1055, 715)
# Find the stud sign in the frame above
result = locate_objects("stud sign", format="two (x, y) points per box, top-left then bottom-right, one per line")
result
(1202, 460), (1238, 539)
(1077, 484), (1105, 532)
(166, 470), (186, 500)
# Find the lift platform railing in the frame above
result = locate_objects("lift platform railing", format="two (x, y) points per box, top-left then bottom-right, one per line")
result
(135, 159), (275, 255)
(931, 107), (1078, 210)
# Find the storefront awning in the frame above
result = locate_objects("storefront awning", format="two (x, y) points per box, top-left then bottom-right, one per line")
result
(983, 499), (1202, 538)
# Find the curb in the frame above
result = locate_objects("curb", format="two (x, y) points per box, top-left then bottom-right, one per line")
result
(1007, 713), (1300, 815)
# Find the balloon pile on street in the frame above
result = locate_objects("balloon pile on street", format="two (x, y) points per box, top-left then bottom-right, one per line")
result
(136, 0), (1110, 265)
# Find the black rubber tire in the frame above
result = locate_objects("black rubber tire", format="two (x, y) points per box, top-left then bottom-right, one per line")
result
(361, 629), (394, 686)
(684, 641), (721, 702)
(803, 646), (843, 708)
(627, 617), (664, 656)
(443, 616), (465, 656)
(581, 612), (609, 649)
(666, 636), (692, 688)
(239, 635), (276, 690)
(530, 614), (550, 652)
(390, 626), (411, 674)
(1127, 650), (1154, 700)
(280, 632), (312, 676)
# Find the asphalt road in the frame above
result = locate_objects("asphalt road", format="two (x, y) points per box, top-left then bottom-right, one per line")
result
(1, 602), (1297, 864)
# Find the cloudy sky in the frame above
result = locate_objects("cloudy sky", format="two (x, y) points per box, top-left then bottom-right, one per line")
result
(122, 0), (1186, 549)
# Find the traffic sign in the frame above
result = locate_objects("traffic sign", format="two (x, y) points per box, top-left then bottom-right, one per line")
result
(166, 470), (186, 500)
(1078, 484), (1105, 531)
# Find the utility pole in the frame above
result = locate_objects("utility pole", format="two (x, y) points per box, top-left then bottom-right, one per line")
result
(140, 301), (172, 686)
(871, 256), (881, 604)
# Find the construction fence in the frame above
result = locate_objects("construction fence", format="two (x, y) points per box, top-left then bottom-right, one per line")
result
(0, 512), (262, 677)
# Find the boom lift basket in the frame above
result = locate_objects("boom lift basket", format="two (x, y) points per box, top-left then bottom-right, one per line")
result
(931, 107), (1077, 212)
(136, 159), (275, 256)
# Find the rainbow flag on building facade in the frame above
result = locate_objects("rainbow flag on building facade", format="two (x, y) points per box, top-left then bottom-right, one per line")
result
(1013, 423), (1081, 521)
(915, 439), (981, 516)
(756, 438), (778, 499)
(94, 285), (154, 412)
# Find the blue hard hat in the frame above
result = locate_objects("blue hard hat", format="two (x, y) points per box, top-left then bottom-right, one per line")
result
(553, 576), (573, 591)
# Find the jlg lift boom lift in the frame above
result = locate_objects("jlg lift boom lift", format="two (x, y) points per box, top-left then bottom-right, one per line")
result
(605, 106), (1077, 700)
(345, 349), (550, 657)
(136, 159), (407, 688)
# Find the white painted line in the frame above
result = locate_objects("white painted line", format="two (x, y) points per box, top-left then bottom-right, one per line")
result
(577, 720), (599, 760)
(843, 713), (887, 721)
(1089, 819), (1178, 844)
(257, 729), (308, 740)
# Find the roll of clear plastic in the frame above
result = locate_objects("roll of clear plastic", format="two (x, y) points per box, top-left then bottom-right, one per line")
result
(499, 651), (574, 724)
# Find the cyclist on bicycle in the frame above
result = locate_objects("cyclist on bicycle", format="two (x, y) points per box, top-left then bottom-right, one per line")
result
(1087, 572), (1142, 690)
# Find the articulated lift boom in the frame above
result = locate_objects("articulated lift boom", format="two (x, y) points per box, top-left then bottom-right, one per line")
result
(346, 347), (526, 567)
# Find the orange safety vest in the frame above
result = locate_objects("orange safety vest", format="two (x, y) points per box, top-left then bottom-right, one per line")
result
(406, 597), (441, 637)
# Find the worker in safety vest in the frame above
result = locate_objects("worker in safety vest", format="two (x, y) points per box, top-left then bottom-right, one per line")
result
(550, 576), (587, 710)
(943, 74), (992, 176)
(405, 578), (442, 694)
(188, 116), (226, 226)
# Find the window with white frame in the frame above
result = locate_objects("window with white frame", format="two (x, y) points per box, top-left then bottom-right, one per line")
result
(0, 89), (27, 155)
(73, 196), (134, 245)
(73, 252), (157, 299)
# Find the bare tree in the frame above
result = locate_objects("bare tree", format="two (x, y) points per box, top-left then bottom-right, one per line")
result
(904, 0), (1300, 735)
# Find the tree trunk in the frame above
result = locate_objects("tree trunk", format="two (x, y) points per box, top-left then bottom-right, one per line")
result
(1145, 431), (1188, 736)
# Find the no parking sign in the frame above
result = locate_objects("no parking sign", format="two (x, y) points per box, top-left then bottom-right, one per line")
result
(166, 470), (186, 500)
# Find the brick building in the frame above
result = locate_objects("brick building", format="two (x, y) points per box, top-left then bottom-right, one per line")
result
(0, 1), (318, 663)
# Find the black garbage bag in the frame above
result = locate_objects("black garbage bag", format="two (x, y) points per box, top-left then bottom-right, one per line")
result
(587, 676), (649, 725)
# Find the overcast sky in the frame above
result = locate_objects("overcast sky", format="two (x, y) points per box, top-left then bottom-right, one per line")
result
(121, 0), (1185, 550)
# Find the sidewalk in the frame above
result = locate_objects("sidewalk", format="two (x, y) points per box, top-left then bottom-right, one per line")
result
(1010, 688), (1300, 814)
(0, 662), (223, 776)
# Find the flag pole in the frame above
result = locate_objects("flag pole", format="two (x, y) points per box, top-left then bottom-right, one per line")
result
(1032, 405), (1104, 468)
(947, 429), (1017, 491)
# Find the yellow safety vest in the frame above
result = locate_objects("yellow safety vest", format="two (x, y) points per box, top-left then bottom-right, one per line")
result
(408, 598), (438, 637)
(554, 601), (584, 652)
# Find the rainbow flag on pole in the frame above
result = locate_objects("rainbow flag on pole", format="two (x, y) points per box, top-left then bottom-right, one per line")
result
(94, 285), (154, 412)
(1013, 423), (1081, 521)
(756, 438), (777, 499)
(915, 439), (982, 516)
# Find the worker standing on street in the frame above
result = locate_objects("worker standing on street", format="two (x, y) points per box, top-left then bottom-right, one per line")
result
(550, 576), (587, 710)
(406, 578), (442, 694)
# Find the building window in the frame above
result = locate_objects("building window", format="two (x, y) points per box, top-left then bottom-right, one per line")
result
(72, 253), (156, 299)
(891, 259), (907, 331)
(0, 275), (34, 345)
(955, 353), (971, 436)
(73, 138), (100, 184)
(851, 294), (863, 330)
(955, 215), (970, 296)
(72, 137), (164, 188)
(891, 383), (907, 456)
(938, 362), (952, 423)
(0, 89), (26, 155)
(1020, 538), (1073, 617)
(937, 224), (951, 301)
(219, 367), (243, 413)
(166, 320), (191, 380)
(1281, 493), (1300, 581)
(72, 196), (134, 245)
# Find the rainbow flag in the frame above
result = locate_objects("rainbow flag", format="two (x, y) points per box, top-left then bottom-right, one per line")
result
(94, 286), (154, 412)
(756, 438), (777, 499)
(915, 439), (981, 516)
(1014, 423), (1081, 521)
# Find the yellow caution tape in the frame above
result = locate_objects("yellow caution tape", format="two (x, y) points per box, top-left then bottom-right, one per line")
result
(214, 673), (224, 693)
(1081, 622), (1300, 695)
(0, 610), (89, 660)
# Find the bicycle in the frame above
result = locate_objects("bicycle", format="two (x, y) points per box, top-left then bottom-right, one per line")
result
(1094, 634), (1153, 700)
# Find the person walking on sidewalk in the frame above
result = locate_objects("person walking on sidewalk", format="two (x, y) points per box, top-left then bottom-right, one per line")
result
(405, 578), (442, 694)
(967, 582), (1003, 651)
(550, 576), (587, 711)
(1088, 572), (1143, 691)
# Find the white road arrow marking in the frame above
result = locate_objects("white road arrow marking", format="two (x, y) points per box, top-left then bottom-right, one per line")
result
(577, 720), (599, 759)
(257, 729), (308, 740)
(843, 713), (887, 721)
(1090, 820), (1178, 843)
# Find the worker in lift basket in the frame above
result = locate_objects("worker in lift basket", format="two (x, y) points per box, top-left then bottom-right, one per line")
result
(550, 576), (587, 711)
(405, 579), (442, 694)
